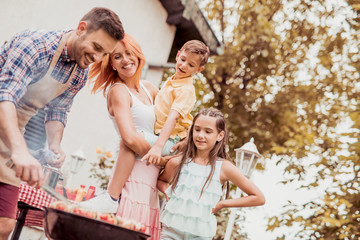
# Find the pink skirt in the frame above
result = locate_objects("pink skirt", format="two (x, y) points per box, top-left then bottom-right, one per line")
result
(117, 160), (161, 240)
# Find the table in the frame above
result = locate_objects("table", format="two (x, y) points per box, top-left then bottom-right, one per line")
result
(11, 183), (56, 240)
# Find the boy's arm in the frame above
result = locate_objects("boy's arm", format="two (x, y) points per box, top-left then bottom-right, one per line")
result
(141, 109), (180, 165)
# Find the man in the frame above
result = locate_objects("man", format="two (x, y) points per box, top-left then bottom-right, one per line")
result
(0, 7), (124, 239)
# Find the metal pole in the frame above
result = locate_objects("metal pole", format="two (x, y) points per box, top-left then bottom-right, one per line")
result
(224, 208), (237, 240)
(224, 188), (241, 240)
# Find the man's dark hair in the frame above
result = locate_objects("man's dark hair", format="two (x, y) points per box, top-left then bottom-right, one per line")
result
(81, 7), (124, 41)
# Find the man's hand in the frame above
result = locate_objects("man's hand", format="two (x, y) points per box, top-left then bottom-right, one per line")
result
(11, 149), (44, 188)
(48, 145), (66, 168)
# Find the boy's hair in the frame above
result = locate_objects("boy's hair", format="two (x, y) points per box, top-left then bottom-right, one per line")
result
(81, 7), (124, 41)
(171, 107), (230, 199)
(90, 33), (146, 95)
(180, 40), (210, 66)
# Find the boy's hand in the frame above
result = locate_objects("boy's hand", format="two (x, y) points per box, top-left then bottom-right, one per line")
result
(141, 146), (162, 165)
(171, 138), (187, 154)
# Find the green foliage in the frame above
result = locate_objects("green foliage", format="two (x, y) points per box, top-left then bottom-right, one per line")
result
(173, 0), (360, 238)
(89, 148), (115, 189)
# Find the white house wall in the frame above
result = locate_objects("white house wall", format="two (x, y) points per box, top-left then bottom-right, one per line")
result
(0, 0), (176, 189)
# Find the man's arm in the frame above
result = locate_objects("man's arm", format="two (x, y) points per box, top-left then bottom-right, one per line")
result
(0, 101), (43, 187)
(45, 120), (65, 168)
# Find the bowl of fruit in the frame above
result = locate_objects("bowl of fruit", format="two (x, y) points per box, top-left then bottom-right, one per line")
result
(44, 201), (150, 240)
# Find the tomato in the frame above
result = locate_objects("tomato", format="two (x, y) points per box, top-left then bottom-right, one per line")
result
(56, 204), (65, 211)
(105, 218), (115, 224)
(72, 207), (84, 215)
(99, 213), (109, 221)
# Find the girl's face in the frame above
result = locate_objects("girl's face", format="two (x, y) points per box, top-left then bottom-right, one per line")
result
(193, 115), (224, 152)
(110, 42), (139, 81)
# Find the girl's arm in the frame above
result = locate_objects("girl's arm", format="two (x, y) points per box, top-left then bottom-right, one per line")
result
(141, 110), (180, 165)
(212, 160), (265, 214)
(157, 156), (181, 200)
(108, 84), (151, 156)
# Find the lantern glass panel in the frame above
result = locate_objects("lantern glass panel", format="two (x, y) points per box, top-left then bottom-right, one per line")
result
(70, 156), (85, 174)
(240, 152), (259, 177)
(247, 156), (259, 177)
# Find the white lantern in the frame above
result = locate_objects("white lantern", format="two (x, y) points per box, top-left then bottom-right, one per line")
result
(66, 149), (86, 187)
(235, 137), (263, 178)
(69, 149), (86, 174)
(224, 138), (263, 240)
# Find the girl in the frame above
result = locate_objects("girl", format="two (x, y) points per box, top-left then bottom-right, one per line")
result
(157, 108), (265, 239)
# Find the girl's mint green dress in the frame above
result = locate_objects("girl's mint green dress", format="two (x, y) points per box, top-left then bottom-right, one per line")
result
(160, 159), (224, 238)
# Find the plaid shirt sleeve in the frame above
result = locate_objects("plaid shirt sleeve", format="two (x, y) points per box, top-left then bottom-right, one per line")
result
(0, 30), (89, 126)
(0, 31), (49, 104)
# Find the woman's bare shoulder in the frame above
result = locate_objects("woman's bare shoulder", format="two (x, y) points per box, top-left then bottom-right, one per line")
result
(141, 80), (158, 91)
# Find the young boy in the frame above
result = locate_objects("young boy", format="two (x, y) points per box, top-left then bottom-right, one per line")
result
(81, 40), (209, 214)
(141, 40), (210, 164)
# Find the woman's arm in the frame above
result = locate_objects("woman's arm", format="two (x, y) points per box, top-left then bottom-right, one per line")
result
(212, 160), (265, 214)
(108, 84), (151, 156)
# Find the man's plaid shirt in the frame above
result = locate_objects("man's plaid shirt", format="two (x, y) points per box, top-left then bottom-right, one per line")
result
(0, 29), (89, 126)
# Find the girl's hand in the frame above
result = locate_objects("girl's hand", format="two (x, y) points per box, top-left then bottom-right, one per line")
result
(155, 155), (173, 167)
(212, 200), (225, 214)
(164, 193), (170, 202)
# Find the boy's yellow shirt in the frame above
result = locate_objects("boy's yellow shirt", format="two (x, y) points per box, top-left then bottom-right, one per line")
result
(154, 75), (196, 140)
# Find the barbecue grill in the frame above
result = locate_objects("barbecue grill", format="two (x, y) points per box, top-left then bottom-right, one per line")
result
(44, 207), (150, 240)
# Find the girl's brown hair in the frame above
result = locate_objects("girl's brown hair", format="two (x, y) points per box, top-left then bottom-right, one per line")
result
(90, 33), (146, 95)
(171, 107), (230, 199)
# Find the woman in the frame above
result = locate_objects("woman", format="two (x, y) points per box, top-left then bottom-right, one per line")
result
(83, 34), (162, 239)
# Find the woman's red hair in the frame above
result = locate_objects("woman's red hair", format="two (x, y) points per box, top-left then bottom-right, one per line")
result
(90, 33), (146, 95)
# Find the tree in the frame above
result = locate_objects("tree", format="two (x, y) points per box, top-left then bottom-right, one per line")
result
(186, 0), (360, 239)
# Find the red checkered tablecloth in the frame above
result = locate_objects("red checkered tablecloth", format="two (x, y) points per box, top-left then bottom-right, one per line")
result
(18, 182), (56, 209)
(16, 183), (57, 228)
